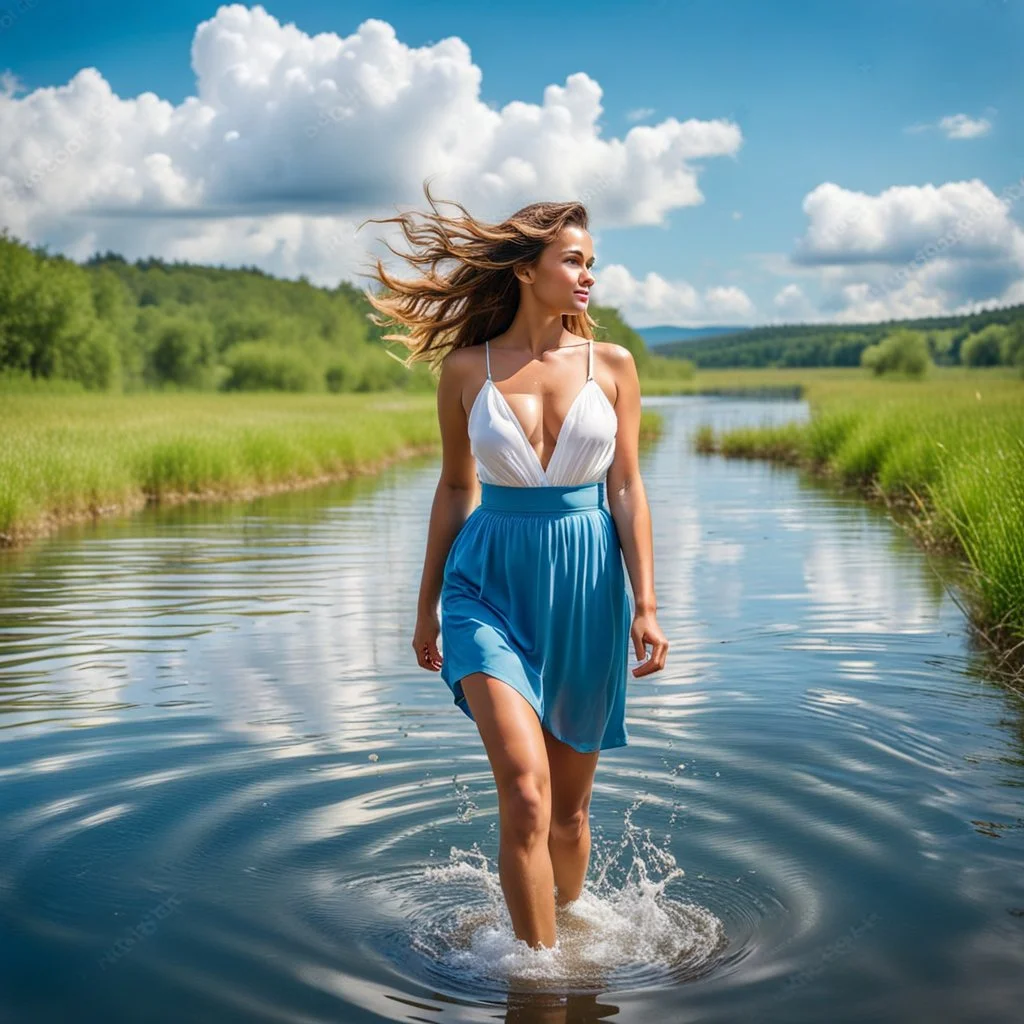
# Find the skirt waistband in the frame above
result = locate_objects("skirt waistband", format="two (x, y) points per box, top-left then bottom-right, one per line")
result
(479, 481), (605, 512)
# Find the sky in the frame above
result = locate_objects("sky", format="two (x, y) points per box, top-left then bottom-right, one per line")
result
(0, 0), (1021, 328)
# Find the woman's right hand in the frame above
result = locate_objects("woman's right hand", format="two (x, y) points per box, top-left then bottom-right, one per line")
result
(412, 608), (443, 671)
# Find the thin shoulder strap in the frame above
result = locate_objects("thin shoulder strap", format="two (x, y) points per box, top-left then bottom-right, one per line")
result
(586, 337), (594, 381)
(484, 340), (492, 381)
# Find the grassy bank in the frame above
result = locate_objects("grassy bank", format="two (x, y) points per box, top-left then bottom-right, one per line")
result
(640, 364), (1024, 399)
(693, 370), (1024, 673)
(0, 392), (664, 546)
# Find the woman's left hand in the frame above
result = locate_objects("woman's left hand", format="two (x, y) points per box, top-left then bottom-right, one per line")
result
(630, 610), (669, 677)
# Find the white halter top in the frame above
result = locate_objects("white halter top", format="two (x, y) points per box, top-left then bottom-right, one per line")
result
(468, 337), (618, 487)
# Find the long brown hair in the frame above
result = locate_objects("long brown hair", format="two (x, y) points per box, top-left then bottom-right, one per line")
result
(358, 179), (599, 374)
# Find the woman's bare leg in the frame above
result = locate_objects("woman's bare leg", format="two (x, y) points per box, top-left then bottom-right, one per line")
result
(543, 730), (599, 906)
(459, 672), (555, 949)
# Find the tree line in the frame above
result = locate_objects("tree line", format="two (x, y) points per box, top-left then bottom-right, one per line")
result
(659, 307), (1024, 374)
(0, 229), (685, 392)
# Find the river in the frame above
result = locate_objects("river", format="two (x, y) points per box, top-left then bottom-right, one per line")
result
(1, 395), (1022, 1023)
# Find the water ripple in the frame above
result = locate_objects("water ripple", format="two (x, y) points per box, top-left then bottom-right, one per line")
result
(0, 401), (1022, 1022)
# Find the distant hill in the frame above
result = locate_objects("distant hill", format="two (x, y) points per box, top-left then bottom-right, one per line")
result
(655, 306), (1024, 368)
(634, 325), (752, 348)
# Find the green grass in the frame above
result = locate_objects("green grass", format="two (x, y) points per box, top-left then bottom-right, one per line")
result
(642, 363), (1023, 398)
(694, 368), (1024, 660)
(0, 392), (441, 543)
(0, 391), (664, 544)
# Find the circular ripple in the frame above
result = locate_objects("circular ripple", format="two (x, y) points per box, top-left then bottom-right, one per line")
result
(329, 843), (728, 998)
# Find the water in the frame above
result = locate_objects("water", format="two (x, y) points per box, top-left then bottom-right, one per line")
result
(1, 396), (1022, 1024)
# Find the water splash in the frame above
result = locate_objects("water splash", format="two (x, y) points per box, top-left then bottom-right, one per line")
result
(412, 799), (727, 989)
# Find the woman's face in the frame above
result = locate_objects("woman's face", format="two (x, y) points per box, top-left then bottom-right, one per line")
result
(522, 225), (596, 314)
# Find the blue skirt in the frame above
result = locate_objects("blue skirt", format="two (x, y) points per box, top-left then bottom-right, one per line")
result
(439, 480), (631, 753)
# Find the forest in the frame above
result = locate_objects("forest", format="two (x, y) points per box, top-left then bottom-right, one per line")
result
(4, 226), (1022, 390)
(657, 307), (1024, 371)
(0, 230), (690, 393)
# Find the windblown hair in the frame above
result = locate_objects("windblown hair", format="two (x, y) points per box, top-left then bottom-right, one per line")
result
(358, 179), (598, 375)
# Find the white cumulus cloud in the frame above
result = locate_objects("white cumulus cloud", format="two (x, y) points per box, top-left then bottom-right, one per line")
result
(792, 179), (1021, 266)
(0, 3), (742, 286)
(760, 174), (1024, 323)
(594, 264), (754, 327)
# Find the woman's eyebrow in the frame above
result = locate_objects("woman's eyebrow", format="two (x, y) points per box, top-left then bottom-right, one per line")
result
(564, 247), (596, 264)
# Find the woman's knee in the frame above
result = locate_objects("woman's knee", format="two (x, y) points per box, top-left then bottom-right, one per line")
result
(549, 807), (587, 842)
(498, 773), (550, 841)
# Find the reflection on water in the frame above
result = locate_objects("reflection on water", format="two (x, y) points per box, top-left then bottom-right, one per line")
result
(0, 396), (1022, 1023)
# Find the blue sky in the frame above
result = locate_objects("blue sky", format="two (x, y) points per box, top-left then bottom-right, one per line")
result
(1, 0), (1021, 327)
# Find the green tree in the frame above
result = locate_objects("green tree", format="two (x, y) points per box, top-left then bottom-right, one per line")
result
(89, 267), (135, 389)
(999, 320), (1024, 369)
(961, 325), (1008, 366)
(222, 341), (320, 391)
(0, 231), (119, 389)
(149, 317), (216, 388)
(860, 329), (931, 377)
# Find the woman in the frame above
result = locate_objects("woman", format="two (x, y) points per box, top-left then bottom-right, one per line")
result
(362, 183), (668, 951)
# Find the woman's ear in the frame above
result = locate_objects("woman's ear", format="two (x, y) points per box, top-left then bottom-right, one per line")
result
(512, 260), (534, 286)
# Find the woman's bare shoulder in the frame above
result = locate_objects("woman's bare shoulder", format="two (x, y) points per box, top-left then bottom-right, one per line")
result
(593, 340), (637, 376)
(441, 342), (486, 372)
(438, 343), (486, 412)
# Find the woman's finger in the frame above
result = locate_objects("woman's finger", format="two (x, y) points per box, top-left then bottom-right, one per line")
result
(655, 639), (669, 670)
(415, 639), (442, 670)
(632, 635), (668, 676)
(632, 627), (646, 660)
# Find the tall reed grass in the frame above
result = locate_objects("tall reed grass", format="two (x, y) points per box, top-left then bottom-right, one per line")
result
(0, 392), (440, 543)
(695, 372), (1024, 656)
(1, 391), (663, 544)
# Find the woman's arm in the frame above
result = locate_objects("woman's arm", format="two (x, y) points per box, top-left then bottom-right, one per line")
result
(413, 350), (480, 672)
(604, 345), (669, 677)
